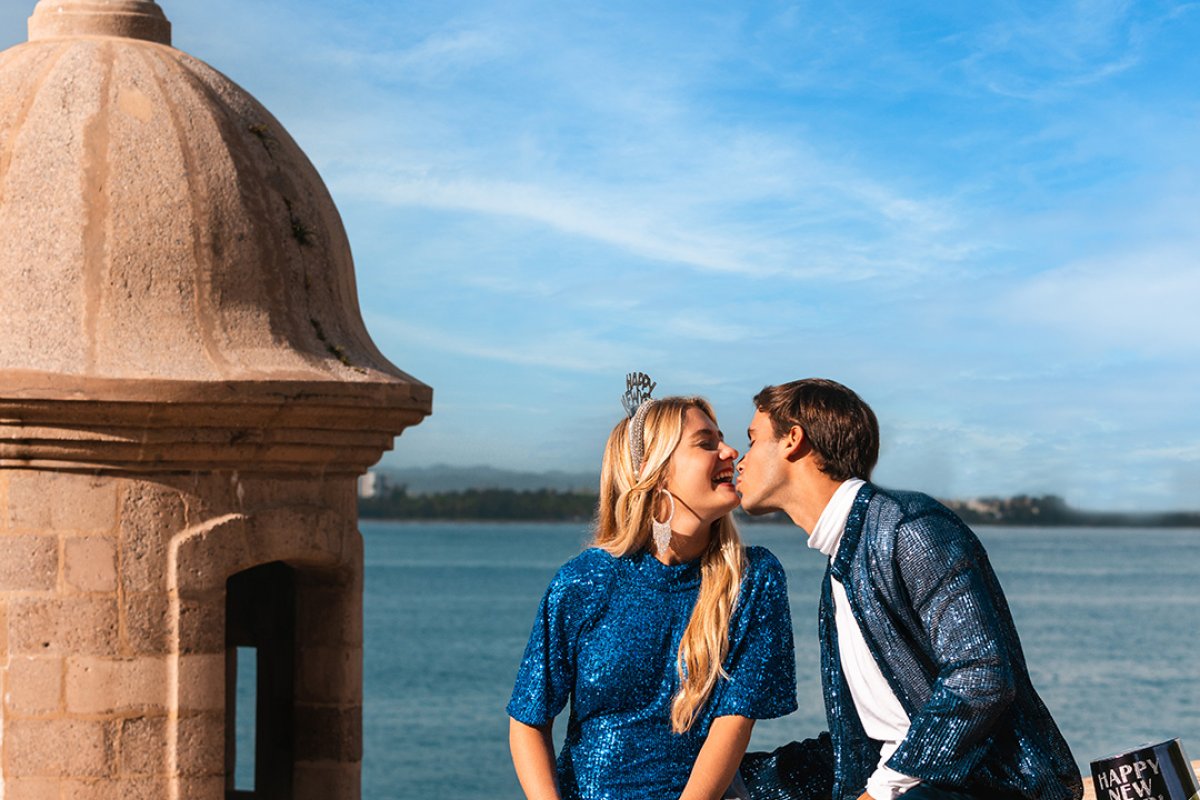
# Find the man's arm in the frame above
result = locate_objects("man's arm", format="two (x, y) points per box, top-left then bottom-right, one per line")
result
(884, 512), (1017, 782)
(509, 717), (561, 800)
(679, 715), (756, 800)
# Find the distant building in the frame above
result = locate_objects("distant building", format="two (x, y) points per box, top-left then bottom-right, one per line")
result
(358, 470), (390, 498)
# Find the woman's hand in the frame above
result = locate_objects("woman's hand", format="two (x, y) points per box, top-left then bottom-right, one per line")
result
(509, 717), (561, 800)
(679, 715), (756, 800)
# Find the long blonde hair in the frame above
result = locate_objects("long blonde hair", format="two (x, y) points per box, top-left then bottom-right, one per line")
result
(594, 397), (746, 733)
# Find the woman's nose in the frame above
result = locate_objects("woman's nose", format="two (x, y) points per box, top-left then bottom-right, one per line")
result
(721, 442), (739, 461)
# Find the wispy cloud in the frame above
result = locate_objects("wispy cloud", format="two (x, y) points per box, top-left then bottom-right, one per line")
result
(1004, 246), (1200, 357)
(956, 1), (1194, 100)
(365, 313), (655, 374)
(331, 132), (975, 282)
(319, 28), (506, 81)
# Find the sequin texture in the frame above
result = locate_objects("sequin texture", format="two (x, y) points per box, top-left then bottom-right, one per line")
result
(508, 545), (797, 800)
(818, 484), (1082, 800)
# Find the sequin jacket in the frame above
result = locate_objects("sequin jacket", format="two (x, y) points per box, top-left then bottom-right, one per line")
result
(820, 484), (1082, 800)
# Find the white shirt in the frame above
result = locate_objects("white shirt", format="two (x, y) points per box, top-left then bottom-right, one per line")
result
(808, 478), (921, 800)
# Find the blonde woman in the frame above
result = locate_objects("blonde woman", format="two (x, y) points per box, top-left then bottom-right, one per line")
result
(507, 390), (797, 800)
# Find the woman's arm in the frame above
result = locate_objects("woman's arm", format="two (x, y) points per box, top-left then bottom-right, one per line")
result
(679, 715), (756, 800)
(509, 717), (561, 800)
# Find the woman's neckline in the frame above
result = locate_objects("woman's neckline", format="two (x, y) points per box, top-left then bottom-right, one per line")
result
(629, 548), (702, 591)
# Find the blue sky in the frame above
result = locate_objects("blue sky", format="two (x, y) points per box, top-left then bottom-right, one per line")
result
(4, 2), (1199, 510)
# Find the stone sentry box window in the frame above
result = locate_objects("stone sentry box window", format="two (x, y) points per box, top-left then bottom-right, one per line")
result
(226, 562), (297, 799)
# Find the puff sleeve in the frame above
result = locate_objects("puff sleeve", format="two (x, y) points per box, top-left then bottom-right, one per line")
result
(507, 549), (615, 725)
(712, 547), (798, 720)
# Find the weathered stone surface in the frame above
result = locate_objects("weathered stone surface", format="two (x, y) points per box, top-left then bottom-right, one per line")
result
(0, 13), (432, 405)
(6, 472), (117, 533)
(296, 576), (363, 647)
(65, 656), (165, 714)
(294, 764), (362, 800)
(296, 646), (363, 705)
(118, 481), (186, 594)
(28, 0), (172, 45)
(5, 655), (64, 716)
(108, 777), (169, 800)
(9, 596), (120, 655)
(0, 534), (59, 591)
(3, 778), (60, 800)
(294, 705), (363, 762)
(175, 595), (224, 655)
(6, 719), (114, 777)
(121, 590), (171, 654)
(65, 536), (118, 592)
(0, 472), (9, 529)
(60, 778), (121, 800)
(172, 777), (224, 800)
(118, 716), (167, 776)
(176, 653), (224, 712)
(173, 713), (224, 777)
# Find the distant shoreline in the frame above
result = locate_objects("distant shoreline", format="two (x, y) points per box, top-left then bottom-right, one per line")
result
(358, 488), (1200, 527)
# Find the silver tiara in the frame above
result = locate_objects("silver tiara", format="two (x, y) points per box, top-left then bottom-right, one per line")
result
(622, 372), (657, 476)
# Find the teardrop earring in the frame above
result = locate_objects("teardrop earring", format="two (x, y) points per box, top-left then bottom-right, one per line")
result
(652, 489), (674, 555)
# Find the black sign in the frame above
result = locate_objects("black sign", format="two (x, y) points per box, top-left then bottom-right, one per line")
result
(1091, 739), (1200, 800)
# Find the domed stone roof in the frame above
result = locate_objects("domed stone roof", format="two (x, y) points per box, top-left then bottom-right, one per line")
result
(0, 1), (430, 472)
(0, 0), (428, 407)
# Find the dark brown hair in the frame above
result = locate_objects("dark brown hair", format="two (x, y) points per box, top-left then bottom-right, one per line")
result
(753, 378), (879, 481)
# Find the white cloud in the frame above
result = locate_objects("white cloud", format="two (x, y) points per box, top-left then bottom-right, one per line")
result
(1006, 247), (1200, 356)
(365, 313), (655, 374)
(957, 1), (1196, 100)
(316, 27), (507, 83)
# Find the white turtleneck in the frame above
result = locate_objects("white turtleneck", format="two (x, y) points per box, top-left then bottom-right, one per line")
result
(808, 478), (920, 800)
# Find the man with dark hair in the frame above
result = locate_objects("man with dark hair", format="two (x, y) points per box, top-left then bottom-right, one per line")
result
(736, 379), (1081, 800)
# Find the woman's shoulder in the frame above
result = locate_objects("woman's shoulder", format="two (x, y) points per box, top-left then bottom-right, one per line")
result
(743, 544), (786, 574)
(545, 547), (621, 597)
(741, 545), (788, 590)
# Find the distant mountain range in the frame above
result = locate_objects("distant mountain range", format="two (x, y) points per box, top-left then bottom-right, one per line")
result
(373, 464), (599, 495)
(365, 467), (1200, 526)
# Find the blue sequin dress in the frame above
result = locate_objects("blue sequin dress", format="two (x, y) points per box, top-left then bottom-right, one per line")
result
(508, 545), (797, 800)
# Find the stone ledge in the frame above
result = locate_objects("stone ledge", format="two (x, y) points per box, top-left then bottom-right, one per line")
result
(28, 1), (172, 46)
(0, 386), (429, 473)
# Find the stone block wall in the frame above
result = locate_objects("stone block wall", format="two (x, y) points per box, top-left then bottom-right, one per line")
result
(0, 469), (364, 799)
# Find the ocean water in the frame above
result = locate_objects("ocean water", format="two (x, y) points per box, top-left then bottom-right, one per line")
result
(360, 521), (1200, 799)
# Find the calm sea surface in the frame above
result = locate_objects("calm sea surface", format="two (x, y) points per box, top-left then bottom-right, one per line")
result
(359, 521), (1200, 799)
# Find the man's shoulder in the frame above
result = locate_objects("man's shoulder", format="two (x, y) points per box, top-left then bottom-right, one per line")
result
(863, 484), (985, 560)
(864, 484), (951, 519)
(861, 484), (974, 542)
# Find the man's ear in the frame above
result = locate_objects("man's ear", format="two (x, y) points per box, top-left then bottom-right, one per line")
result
(781, 425), (807, 460)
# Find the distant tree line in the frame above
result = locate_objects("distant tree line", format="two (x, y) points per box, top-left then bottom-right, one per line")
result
(359, 487), (1200, 527)
(940, 494), (1200, 527)
(358, 486), (598, 521)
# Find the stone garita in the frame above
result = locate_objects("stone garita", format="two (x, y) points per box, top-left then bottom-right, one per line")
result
(0, 2), (431, 797)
